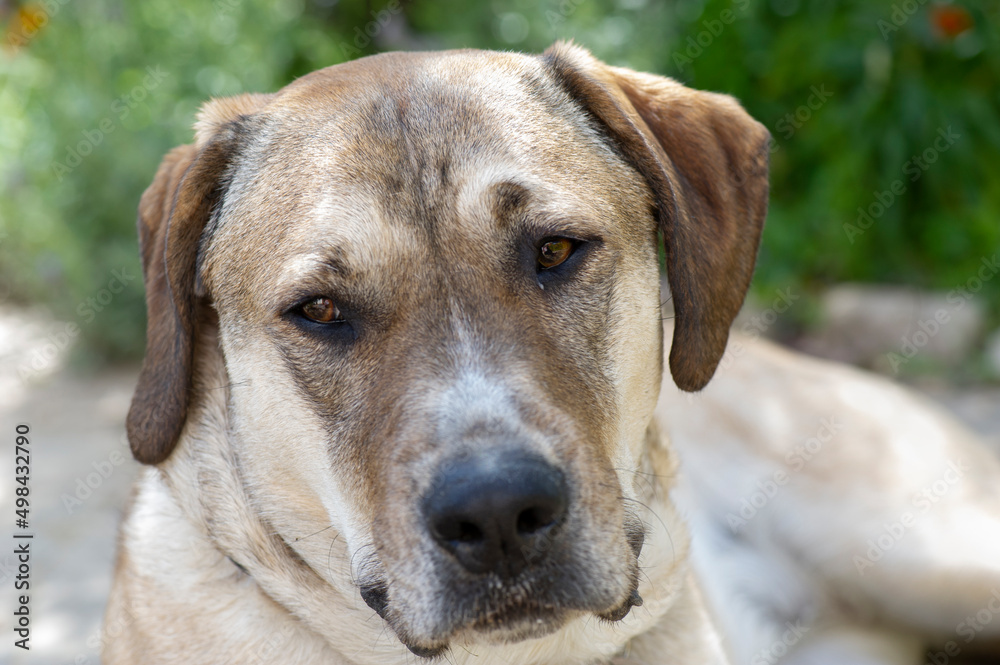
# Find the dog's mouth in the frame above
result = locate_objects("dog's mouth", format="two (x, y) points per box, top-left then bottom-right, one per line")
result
(361, 578), (644, 658)
(359, 526), (645, 659)
(361, 580), (452, 658)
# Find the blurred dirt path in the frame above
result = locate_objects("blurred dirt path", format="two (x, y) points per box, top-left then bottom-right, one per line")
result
(1, 307), (140, 665)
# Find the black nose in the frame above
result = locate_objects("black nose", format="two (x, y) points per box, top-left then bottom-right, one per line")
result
(423, 451), (568, 577)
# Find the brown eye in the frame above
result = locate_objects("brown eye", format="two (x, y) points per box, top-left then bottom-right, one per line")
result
(300, 297), (343, 323)
(537, 237), (575, 270)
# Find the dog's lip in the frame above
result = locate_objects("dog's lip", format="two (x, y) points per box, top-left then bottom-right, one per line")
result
(359, 581), (389, 619)
(468, 595), (565, 630)
(359, 578), (571, 655)
(468, 607), (570, 646)
(596, 587), (644, 622)
(361, 526), (645, 652)
(404, 642), (448, 659)
(359, 583), (449, 658)
(362, 578), (639, 653)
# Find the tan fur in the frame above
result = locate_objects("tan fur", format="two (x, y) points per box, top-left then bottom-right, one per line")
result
(106, 44), (1000, 665)
(660, 323), (1000, 664)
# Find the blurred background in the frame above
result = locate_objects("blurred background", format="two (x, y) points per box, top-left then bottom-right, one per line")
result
(0, 0), (998, 663)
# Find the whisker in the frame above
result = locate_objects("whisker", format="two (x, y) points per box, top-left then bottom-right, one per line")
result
(349, 542), (377, 586)
(295, 524), (335, 542)
(206, 380), (249, 391)
(612, 466), (674, 498)
(619, 494), (676, 566)
(599, 481), (677, 567)
(637, 566), (655, 591)
(372, 623), (393, 659)
(325, 532), (342, 579)
(613, 466), (674, 482)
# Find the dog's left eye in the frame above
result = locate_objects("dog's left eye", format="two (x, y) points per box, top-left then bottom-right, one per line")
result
(298, 297), (345, 324)
(537, 237), (576, 270)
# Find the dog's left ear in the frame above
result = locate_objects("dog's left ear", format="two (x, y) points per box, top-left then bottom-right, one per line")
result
(127, 93), (272, 464)
(542, 42), (770, 391)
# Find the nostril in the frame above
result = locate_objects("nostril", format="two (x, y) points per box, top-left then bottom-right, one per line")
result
(456, 521), (482, 543)
(516, 506), (554, 535)
(432, 516), (484, 544)
(423, 451), (568, 576)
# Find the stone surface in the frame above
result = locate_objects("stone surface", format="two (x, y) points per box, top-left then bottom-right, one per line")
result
(3, 367), (139, 665)
(986, 329), (1000, 378)
(797, 283), (986, 373)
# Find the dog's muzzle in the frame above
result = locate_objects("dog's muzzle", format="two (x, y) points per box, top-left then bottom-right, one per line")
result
(360, 448), (645, 658)
(422, 450), (568, 578)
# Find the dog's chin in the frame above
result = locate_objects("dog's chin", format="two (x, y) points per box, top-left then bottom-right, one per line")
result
(362, 579), (643, 659)
(363, 526), (647, 658)
(467, 602), (569, 642)
(400, 605), (571, 659)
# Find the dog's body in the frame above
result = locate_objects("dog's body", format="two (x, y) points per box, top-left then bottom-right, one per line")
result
(105, 44), (1000, 664)
(662, 327), (1000, 664)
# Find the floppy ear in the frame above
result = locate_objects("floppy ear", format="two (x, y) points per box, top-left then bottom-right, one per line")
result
(542, 42), (770, 391)
(127, 93), (272, 464)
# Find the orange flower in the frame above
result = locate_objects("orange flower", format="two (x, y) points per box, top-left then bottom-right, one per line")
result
(4, 3), (48, 52)
(930, 4), (973, 38)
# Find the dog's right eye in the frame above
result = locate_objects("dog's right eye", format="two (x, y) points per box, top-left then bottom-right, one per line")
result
(298, 296), (345, 324)
(537, 237), (575, 270)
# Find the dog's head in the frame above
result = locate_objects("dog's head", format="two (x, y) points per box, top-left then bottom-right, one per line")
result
(126, 43), (768, 656)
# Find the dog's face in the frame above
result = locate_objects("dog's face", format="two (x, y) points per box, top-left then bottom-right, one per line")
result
(126, 44), (769, 657)
(205, 50), (662, 651)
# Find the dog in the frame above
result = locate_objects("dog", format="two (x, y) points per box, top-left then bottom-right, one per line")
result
(104, 43), (1000, 664)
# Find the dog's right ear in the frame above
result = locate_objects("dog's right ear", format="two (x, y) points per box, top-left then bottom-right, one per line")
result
(127, 93), (272, 465)
(542, 43), (770, 393)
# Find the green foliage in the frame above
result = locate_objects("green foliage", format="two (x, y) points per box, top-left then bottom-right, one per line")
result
(676, 0), (1000, 305)
(1, 0), (997, 362)
(0, 0), (354, 359)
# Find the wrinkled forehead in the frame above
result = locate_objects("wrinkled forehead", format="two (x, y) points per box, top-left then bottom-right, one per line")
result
(203, 51), (647, 292)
